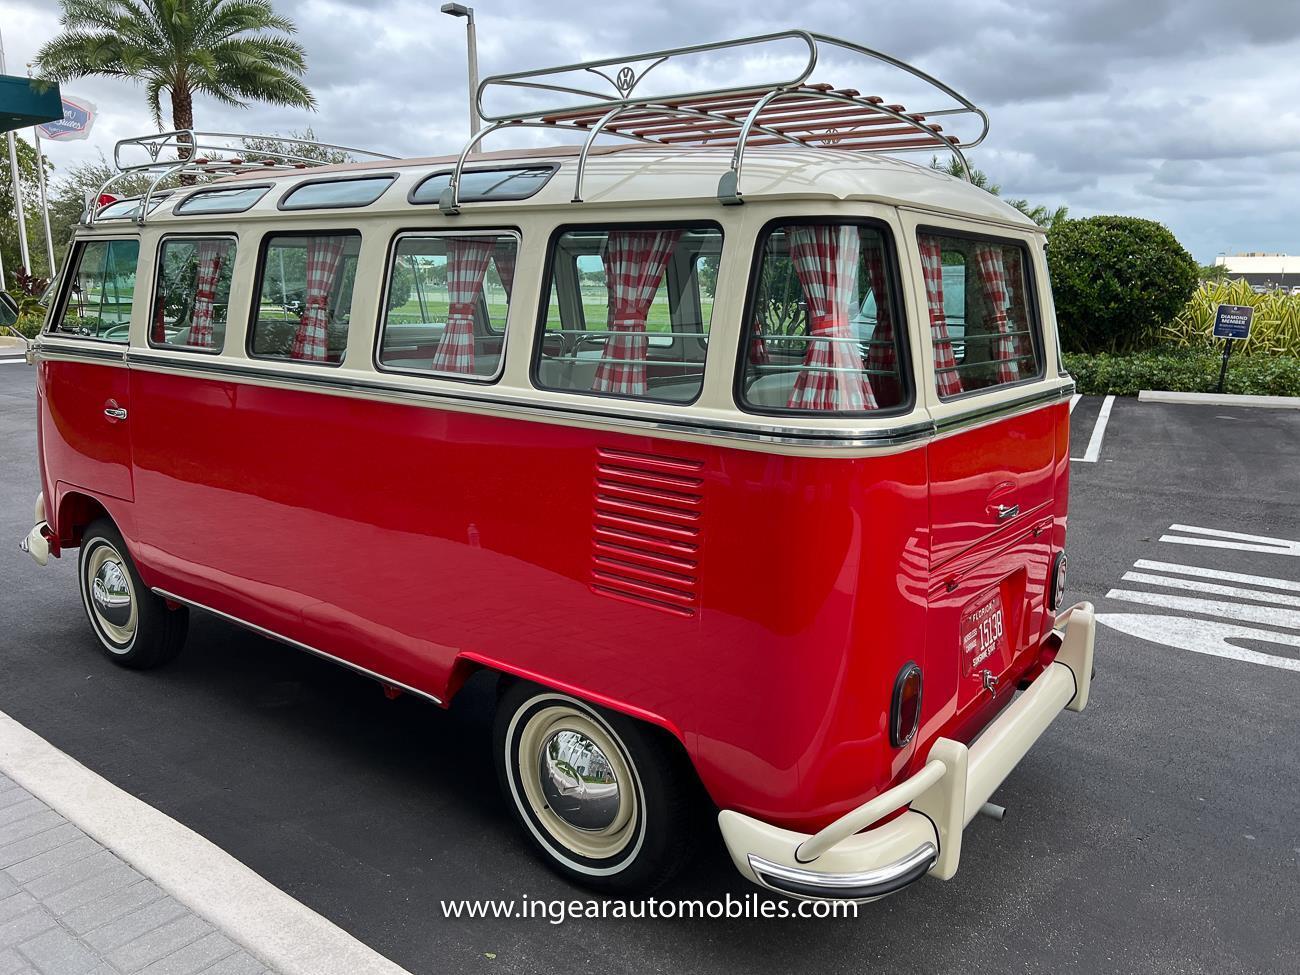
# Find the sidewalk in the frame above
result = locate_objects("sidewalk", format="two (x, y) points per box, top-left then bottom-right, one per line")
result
(1, 772), (269, 974)
(0, 712), (411, 975)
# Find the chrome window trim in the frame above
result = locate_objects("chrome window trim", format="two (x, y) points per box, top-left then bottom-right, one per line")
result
(174, 184), (272, 216)
(276, 173), (399, 211)
(152, 588), (443, 705)
(148, 232), (240, 355)
(45, 236), (142, 346)
(373, 227), (522, 386)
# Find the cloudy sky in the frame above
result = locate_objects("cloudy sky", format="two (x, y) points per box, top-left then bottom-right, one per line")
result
(6, 0), (1300, 261)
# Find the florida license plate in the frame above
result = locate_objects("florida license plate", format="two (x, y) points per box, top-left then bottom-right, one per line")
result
(961, 589), (1008, 678)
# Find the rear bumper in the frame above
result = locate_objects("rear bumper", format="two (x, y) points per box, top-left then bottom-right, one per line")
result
(719, 601), (1096, 901)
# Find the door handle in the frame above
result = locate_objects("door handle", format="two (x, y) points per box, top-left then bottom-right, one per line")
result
(103, 406), (128, 421)
(994, 503), (1020, 521)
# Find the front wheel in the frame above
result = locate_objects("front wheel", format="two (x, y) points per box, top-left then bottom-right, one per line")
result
(78, 519), (188, 669)
(494, 681), (696, 894)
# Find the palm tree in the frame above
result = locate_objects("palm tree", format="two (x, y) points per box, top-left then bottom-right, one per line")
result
(35, 0), (315, 145)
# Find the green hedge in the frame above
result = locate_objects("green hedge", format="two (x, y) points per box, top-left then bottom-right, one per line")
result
(1064, 348), (1300, 397)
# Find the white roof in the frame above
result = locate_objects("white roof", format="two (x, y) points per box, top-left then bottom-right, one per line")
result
(132, 144), (1038, 230)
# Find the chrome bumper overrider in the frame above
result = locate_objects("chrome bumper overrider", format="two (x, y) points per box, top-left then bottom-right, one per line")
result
(19, 493), (51, 567)
(719, 601), (1096, 902)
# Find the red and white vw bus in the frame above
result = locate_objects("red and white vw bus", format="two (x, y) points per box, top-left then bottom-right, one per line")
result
(18, 32), (1095, 900)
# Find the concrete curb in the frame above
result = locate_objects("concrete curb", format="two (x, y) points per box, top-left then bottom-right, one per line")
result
(1138, 390), (1300, 410)
(0, 710), (413, 975)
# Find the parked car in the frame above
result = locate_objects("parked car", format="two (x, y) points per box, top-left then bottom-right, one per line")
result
(18, 30), (1094, 902)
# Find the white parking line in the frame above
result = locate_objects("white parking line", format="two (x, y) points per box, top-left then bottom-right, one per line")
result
(1120, 570), (1300, 607)
(1105, 587), (1300, 629)
(1096, 614), (1300, 672)
(1072, 394), (1115, 463)
(1069, 393), (1081, 413)
(1160, 524), (1300, 557)
(0, 358), (28, 366)
(0, 710), (412, 975)
(1133, 559), (1300, 592)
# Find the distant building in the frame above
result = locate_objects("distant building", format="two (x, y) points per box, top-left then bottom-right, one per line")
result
(1213, 253), (1300, 291)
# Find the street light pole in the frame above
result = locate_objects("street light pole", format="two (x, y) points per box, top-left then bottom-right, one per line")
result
(440, 4), (480, 149)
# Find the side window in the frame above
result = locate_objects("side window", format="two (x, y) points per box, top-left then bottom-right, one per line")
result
(49, 239), (140, 343)
(249, 232), (361, 364)
(739, 222), (908, 413)
(534, 226), (720, 404)
(377, 233), (517, 380)
(150, 237), (237, 352)
(917, 232), (1042, 397)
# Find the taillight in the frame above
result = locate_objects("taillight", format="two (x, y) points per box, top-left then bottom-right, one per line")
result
(890, 662), (923, 747)
(1050, 551), (1068, 610)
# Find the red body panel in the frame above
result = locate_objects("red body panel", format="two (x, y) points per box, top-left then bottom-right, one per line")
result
(40, 359), (1069, 833)
(39, 359), (134, 504)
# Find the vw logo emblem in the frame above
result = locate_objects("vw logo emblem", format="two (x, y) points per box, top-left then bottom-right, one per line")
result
(821, 127), (841, 146)
(615, 66), (636, 93)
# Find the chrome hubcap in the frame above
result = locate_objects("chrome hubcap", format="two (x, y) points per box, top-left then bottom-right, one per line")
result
(538, 729), (621, 831)
(85, 544), (137, 648)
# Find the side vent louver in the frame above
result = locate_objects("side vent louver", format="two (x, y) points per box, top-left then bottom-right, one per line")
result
(591, 448), (704, 618)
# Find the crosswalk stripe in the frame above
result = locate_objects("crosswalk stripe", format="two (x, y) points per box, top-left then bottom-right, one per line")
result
(1161, 524), (1300, 556)
(1133, 559), (1300, 593)
(1105, 588), (1300, 630)
(1120, 571), (1300, 607)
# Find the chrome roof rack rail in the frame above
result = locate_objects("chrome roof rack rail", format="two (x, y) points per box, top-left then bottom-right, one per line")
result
(84, 130), (398, 227)
(438, 29), (987, 213)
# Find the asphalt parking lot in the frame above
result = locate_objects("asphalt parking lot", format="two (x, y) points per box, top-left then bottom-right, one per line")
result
(2, 362), (1298, 975)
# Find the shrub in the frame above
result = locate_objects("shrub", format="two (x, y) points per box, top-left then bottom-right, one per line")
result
(1165, 280), (1300, 357)
(1064, 348), (1300, 397)
(12, 312), (44, 340)
(1047, 216), (1199, 354)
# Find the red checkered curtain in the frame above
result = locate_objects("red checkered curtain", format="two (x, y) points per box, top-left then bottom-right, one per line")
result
(786, 225), (875, 411)
(1003, 248), (1032, 369)
(862, 241), (896, 378)
(591, 230), (681, 396)
(291, 236), (348, 362)
(188, 240), (225, 349)
(973, 244), (1018, 383)
(493, 240), (516, 303)
(430, 237), (495, 374)
(748, 318), (771, 366)
(918, 235), (964, 396)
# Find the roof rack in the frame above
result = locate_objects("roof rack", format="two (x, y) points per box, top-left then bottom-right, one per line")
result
(437, 30), (988, 214)
(86, 130), (398, 227)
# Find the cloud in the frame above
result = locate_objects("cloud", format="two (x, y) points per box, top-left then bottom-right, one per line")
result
(7, 0), (1300, 260)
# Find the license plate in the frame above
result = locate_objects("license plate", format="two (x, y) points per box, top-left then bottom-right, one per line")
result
(961, 589), (1008, 678)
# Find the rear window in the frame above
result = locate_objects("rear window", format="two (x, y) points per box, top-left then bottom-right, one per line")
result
(411, 166), (556, 205)
(279, 175), (395, 210)
(918, 231), (1042, 397)
(533, 225), (720, 404)
(48, 238), (140, 343)
(249, 232), (362, 364)
(176, 185), (269, 215)
(738, 222), (908, 414)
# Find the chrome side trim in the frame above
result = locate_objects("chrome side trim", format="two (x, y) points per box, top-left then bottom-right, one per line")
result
(748, 842), (937, 900)
(35, 340), (128, 363)
(152, 588), (444, 705)
(122, 349), (938, 449)
(34, 341), (1073, 452)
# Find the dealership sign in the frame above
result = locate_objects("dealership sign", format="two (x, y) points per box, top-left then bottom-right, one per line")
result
(35, 96), (96, 141)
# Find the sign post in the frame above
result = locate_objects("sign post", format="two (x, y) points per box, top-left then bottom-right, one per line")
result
(1211, 303), (1254, 394)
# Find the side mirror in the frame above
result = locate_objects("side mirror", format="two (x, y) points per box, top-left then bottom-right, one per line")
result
(0, 291), (18, 329)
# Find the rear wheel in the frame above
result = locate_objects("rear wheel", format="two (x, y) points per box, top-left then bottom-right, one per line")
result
(78, 519), (187, 669)
(494, 680), (695, 894)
